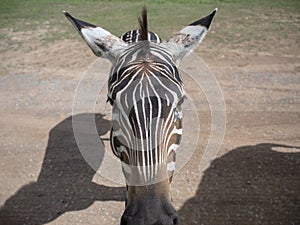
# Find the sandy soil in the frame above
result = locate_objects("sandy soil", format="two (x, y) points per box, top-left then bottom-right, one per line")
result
(0, 27), (299, 225)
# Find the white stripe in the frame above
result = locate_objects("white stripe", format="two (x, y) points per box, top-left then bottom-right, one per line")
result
(173, 127), (182, 135)
(168, 143), (179, 154)
(167, 162), (176, 171)
(121, 161), (131, 174)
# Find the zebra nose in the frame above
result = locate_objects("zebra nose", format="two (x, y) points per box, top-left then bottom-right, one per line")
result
(120, 214), (179, 225)
(151, 214), (179, 225)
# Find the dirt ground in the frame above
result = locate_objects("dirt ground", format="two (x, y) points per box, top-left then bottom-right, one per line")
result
(0, 19), (300, 225)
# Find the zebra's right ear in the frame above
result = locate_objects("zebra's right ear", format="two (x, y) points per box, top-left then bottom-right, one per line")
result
(63, 11), (127, 63)
(161, 9), (217, 64)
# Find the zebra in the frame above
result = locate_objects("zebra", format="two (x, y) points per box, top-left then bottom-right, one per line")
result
(64, 7), (216, 225)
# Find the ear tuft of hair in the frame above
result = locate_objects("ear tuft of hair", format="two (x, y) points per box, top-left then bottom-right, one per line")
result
(138, 6), (148, 41)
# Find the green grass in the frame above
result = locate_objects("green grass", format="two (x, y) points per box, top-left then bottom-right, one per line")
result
(0, 0), (299, 54)
(0, 0), (217, 40)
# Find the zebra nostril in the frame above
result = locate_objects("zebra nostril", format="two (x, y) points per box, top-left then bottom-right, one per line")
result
(173, 217), (178, 225)
(172, 214), (179, 225)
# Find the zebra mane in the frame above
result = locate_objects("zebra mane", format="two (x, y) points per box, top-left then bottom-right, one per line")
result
(138, 6), (148, 41)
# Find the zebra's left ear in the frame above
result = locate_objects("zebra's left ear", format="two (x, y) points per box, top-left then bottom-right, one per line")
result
(161, 8), (217, 63)
(63, 11), (127, 63)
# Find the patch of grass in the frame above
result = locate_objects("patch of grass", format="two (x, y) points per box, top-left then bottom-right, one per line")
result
(0, 33), (6, 40)
(0, 1), (214, 43)
(0, 0), (299, 55)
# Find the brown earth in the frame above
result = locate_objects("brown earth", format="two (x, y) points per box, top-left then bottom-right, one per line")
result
(0, 24), (299, 225)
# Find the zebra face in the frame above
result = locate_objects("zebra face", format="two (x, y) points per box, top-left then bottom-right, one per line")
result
(64, 7), (216, 225)
(108, 41), (185, 186)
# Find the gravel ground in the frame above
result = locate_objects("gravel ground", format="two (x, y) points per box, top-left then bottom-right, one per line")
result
(0, 33), (299, 225)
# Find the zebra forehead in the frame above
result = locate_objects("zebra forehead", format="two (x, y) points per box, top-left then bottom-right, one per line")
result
(108, 44), (185, 104)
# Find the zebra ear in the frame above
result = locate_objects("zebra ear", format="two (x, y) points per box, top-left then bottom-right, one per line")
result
(162, 8), (217, 63)
(63, 11), (127, 63)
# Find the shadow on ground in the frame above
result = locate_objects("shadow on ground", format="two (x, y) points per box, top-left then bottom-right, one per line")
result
(0, 114), (125, 225)
(178, 143), (300, 225)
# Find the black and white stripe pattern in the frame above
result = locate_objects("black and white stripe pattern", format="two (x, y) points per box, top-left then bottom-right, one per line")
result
(108, 42), (185, 184)
(120, 30), (161, 44)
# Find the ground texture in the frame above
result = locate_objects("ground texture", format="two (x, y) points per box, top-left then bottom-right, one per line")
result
(0, 2), (299, 225)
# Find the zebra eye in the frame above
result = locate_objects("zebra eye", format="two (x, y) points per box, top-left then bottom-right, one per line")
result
(106, 96), (114, 105)
(178, 96), (185, 106)
(174, 110), (180, 119)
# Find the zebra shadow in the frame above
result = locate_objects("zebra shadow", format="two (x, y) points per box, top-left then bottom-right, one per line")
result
(0, 113), (125, 225)
(178, 143), (300, 225)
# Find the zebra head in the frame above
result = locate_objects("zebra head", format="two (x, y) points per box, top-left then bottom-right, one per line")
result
(64, 7), (216, 225)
